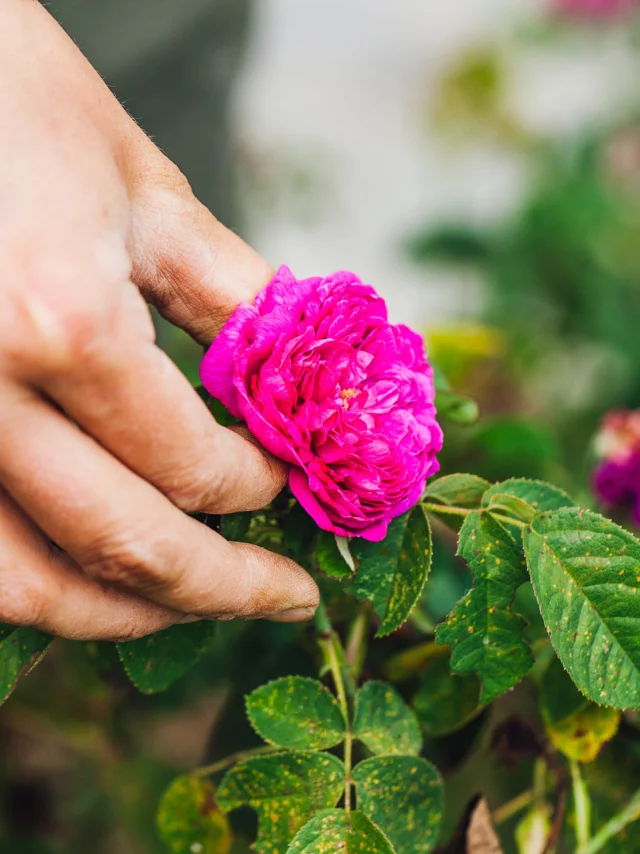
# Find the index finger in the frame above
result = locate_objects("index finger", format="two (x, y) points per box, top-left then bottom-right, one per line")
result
(36, 299), (288, 515)
(127, 147), (274, 345)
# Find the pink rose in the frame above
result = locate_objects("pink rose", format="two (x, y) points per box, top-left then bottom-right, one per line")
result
(200, 266), (442, 541)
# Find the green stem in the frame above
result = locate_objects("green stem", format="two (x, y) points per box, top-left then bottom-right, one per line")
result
(572, 760), (591, 854)
(422, 502), (526, 529)
(492, 788), (534, 825)
(422, 503), (471, 518)
(192, 744), (279, 778)
(325, 631), (353, 811)
(492, 512), (526, 529)
(582, 788), (640, 854)
(316, 597), (354, 812)
(325, 630), (349, 724)
(314, 597), (333, 635)
(345, 608), (369, 683)
(533, 758), (547, 806)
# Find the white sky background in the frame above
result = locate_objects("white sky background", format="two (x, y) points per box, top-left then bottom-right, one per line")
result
(234, 0), (639, 329)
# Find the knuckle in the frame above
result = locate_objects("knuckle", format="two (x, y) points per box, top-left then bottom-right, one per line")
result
(0, 572), (49, 628)
(0, 252), (130, 378)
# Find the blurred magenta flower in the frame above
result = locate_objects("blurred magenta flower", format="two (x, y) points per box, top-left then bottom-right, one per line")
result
(555, 0), (637, 17)
(592, 410), (640, 525)
(201, 266), (442, 541)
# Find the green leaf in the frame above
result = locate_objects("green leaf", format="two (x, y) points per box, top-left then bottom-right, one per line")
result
(285, 809), (394, 854)
(486, 493), (537, 524)
(353, 755), (444, 854)
(524, 508), (640, 709)
(157, 775), (231, 854)
(118, 621), (216, 694)
(435, 511), (532, 703)
(482, 478), (574, 512)
(246, 677), (345, 751)
(435, 390), (479, 425)
(217, 752), (344, 854)
(412, 646), (481, 737)
(545, 703), (620, 763)
(352, 681), (422, 756)
(424, 474), (491, 508)
(316, 530), (352, 579)
(348, 505), (432, 637)
(0, 626), (52, 706)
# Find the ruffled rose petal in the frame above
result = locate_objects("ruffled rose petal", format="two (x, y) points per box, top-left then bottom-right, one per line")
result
(201, 266), (443, 539)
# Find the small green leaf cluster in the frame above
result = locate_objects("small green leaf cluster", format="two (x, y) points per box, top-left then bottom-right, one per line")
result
(158, 675), (444, 854)
(425, 474), (640, 711)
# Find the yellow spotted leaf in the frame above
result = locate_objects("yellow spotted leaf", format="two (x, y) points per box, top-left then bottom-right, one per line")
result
(157, 776), (231, 854)
(217, 752), (344, 854)
(546, 704), (620, 763)
(353, 755), (443, 854)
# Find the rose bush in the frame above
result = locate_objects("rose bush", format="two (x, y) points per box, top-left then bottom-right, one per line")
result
(201, 266), (442, 541)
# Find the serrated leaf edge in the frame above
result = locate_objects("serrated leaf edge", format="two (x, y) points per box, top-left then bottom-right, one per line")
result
(116, 626), (215, 695)
(481, 477), (574, 509)
(435, 510), (533, 703)
(244, 676), (345, 749)
(524, 507), (640, 710)
(376, 506), (433, 638)
(352, 680), (422, 756)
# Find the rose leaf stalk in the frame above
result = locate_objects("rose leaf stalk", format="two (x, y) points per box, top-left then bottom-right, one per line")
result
(315, 598), (355, 812)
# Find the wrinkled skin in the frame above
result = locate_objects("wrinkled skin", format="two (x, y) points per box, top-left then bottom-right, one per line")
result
(201, 267), (443, 541)
(0, 0), (319, 642)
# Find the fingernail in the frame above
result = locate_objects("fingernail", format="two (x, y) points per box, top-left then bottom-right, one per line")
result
(269, 606), (318, 623)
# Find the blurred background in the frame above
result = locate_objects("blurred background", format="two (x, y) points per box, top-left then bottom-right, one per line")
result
(2, 1), (640, 851)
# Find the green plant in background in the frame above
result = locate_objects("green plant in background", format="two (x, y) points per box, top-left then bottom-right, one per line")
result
(4, 384), (640, 854)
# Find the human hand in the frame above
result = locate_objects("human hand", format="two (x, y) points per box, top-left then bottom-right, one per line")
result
(0, 0), (318, 641)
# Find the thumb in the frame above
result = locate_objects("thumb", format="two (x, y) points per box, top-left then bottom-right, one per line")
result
(127, 147), (273, 344)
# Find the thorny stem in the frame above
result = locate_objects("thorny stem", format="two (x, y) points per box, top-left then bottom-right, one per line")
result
(192, 744), (279, 778)
(572, 760), (591, 854)
(582, 787), (640, 854)
(316, 597), (354, 812)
